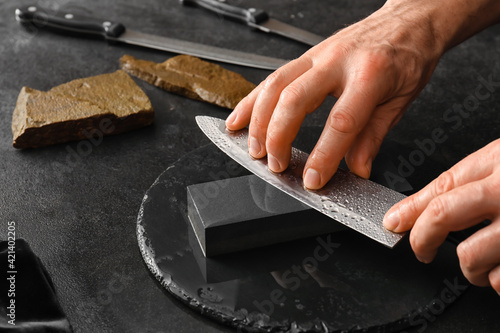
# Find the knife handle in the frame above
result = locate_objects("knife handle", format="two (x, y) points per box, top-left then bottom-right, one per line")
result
(180, 0), (269, 25)
(15, 5), (125, 38)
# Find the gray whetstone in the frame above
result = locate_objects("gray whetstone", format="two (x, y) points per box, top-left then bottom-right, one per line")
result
(187, 175), (346, 256)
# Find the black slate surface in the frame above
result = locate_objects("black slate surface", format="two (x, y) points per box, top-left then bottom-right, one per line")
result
(0, 1), (499, 332)
(137, 144), (469, 333)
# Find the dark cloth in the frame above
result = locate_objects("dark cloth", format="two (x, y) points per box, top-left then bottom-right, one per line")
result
(1, 238), (72, 332)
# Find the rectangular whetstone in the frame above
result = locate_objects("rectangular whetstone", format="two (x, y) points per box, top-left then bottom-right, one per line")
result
(187, 175), (346, 257)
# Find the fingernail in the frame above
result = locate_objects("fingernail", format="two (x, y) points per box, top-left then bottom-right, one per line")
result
(383, 210), (400, 231)
(304, 168), (321, 189)
(249, 136), (262, 157)
(497, 291), (500, 297)
(226, 110), (238, 125)
(268, 154), (281, 172)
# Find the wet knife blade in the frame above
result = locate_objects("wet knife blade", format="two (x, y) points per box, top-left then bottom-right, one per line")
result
(15, 5), (289, 70)
(196, 116), (407, 248)
(180, 0), (325, 46)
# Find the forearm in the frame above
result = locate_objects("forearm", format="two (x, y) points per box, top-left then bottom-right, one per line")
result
(383, 0), (500, 52)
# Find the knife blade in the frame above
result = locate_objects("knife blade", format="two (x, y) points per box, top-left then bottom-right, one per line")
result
(196, 116), (407, 248)
(15, 5), (289, 70)
(181, 0), (325, 46)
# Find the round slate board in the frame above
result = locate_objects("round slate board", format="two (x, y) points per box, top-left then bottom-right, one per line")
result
(137, 143), (468, 333)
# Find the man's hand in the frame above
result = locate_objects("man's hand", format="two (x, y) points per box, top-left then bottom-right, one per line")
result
(226, 0), (500, 190)
(384, 139), (500, 294)
(226, 2), (446, 189)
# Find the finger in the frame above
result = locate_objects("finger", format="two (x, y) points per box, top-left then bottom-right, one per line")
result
(456, 219), (500, 287)
(226, 57), (311, 131)
(247, 58), (313, 159)
(265, 68), (335, 172)
(488, 264), (500, 294)
(384, 146), (497, 232)
(345, 98), (408, 178)
(409, 178), (499, 263)
(226, 84), (261, 130)
(303, 80), (380, 189)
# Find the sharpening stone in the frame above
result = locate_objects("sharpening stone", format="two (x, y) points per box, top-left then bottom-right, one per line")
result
(187, 175), (347, 257)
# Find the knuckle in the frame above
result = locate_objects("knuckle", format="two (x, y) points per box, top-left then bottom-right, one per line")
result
(309, 145), (331, 167)
(320, 43), (351, 66)
(426, 196), (448, 222)
(278, 84), (304, 109)
(365, 46), (395, 70)
(352, 46), (395, 82)
(398, 196), (420, 227)
(433, 171), (456, 196)
(328, 109), (358, 134)
(456, 241), (477, 274)
(264, 70), (285, 90)
(265, 130), (285, 150)
(249, 115), (268, 136)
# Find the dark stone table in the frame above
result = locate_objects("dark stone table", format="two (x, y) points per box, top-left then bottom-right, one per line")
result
(0, 0), (499, 332)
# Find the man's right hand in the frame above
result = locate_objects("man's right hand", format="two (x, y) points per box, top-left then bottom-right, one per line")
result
(226, 0), (500, 190)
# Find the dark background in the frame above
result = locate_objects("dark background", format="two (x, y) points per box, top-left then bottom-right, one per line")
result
(0, 0), (499, 332)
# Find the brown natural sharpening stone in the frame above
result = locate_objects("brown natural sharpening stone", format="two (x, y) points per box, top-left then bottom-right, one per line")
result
(12, 70), (154, 149)
(120, 54), (256, 109)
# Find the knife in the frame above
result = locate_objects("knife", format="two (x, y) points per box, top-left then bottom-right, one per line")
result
(180, 0), (325, 46)
(15, 5), (289, 70)
(196, 116), (407, 248)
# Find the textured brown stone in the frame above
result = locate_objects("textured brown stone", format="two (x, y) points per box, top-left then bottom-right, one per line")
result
(120, 54), (256, 109)
(12, 70), (154, 149)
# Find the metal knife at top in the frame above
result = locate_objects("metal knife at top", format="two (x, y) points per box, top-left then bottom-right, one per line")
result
(180, 0), (325, 46)
(196, 116), (407, 248)
(15, 5), (289, 70)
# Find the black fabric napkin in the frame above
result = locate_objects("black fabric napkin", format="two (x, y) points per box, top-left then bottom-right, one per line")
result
(1, 238), (72, 332)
